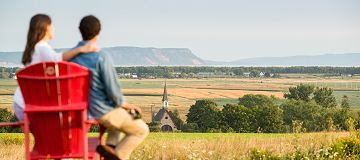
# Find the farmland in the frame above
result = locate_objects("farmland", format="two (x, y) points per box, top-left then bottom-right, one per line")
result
(1, 76), (360, 123)
(1, 76), (360, 159)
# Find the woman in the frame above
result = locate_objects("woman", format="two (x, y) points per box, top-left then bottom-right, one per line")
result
(13, 14), (100, 121)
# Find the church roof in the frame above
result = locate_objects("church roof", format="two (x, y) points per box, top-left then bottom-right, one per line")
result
(162, 81), (168, 101)
(153, 108), (166, 121)
(153, 108), (177, 128)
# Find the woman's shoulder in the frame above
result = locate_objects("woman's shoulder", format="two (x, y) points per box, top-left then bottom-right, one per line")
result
(35, 40), (52, 50)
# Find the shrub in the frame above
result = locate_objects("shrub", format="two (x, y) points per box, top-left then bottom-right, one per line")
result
(250, 148), (281, 160)
(329, 137), (360, 157)
(1, 135), (25, 145)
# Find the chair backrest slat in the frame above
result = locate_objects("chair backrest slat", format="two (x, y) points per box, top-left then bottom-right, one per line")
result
(17, 62), (90, 156)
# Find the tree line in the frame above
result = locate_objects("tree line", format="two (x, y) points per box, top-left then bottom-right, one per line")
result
(0, 67), (20, 79)
(168, 83), (359, 133)
(1, 66), (359, 79)
(114, 66), (360, 77)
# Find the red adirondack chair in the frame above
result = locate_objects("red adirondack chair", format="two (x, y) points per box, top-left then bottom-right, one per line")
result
(0, 61), (106, 160)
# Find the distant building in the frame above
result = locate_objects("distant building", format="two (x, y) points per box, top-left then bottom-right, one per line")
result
(215, 72), (227, 75)
(12, 75), (17, 79)
(173, 72), (181, 78)
(341, 74), (351, 77)
(147, 75), (155, 79)
(259, 72), (265, 77)
(196, 72), (214, 75)
(151, 81), (177, 132)
(131, 75), (138, 79)
(300, 76), (305, 78)
(243, 72), (251, 77)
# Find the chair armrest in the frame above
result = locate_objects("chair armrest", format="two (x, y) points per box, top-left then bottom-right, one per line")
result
(0, 121), (24, 128)
(85, 119), (99, 125)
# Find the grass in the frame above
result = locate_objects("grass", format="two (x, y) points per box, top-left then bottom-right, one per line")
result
(0, 132), (351, 160)
(333, 91), (360, 109)
(195, 98), (239, 106)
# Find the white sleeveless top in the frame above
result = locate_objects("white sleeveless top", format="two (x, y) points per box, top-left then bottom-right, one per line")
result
(13, 40), (63, 108)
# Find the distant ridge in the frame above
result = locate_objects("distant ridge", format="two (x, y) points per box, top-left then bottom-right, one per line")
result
(0, 46), (206, 65)
(1, 49), (359, 66)
(205, 53), (360, 66)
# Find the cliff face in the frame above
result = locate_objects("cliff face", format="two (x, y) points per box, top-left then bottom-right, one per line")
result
(0, 46), (206, 65)
(101, 47), (205, 65)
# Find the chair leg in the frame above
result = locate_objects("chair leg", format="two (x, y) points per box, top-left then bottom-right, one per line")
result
(24, 114), (31, 160)
(82, 111), (88, 160)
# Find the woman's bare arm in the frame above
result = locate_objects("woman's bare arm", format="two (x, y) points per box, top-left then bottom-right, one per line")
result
(62, 43), (100, 61)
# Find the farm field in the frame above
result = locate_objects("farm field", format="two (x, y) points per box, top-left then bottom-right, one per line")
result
(0, 132), (351, 159)
(1, 77), (360, 123)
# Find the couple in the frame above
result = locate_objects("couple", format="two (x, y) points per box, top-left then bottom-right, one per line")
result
(13, 14), (149, 160)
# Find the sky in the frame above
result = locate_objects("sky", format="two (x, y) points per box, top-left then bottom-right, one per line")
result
(0, 0), (359, 62)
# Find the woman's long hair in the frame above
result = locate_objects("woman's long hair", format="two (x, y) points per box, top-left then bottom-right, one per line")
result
(22, 14), (51, 65)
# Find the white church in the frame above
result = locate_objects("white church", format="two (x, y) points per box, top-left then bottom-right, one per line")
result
(151, 81), (177, 132)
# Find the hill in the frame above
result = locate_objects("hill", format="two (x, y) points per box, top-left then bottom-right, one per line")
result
(0, 46), (206, 65)
(205, 53), (360, 66)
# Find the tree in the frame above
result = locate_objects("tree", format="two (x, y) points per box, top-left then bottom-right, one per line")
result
(0, 108), (13, 133)
(264, 72), (271, 77)
(0, 108), (22, 133)
(182, 123), (199, 133)
(136, 72), (141, 79)
(257, 105), (283, 133)
(234, 68), (244, 77)
(220, 104), (257, 133)
(186, 100), (220, 132)
(179, 73), (188, 78)
(250, 70), (260, 77)
(280, 99), (322, 132)
(284, 83), (315, 102)
(341, 95), (350, 110)
(164, 72), (174, 79)
(236, 94), (283, 133)
(146, 121), (162, 132)
(313, 86), (336, 108)
(188, 73), (195, 78)
(238, 94), (279, 109)
(332, 107), (358, 131)
(168, 109), (184, 130)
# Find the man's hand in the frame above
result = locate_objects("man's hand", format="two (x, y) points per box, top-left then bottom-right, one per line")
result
(122, 102), (142, 114)
(79, 43), (100, 53)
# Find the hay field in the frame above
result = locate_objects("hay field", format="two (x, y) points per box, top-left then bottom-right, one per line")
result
(0, 132), (351, 160)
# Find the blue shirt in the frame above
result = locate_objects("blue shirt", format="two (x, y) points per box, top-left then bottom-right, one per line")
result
(70, 41), (125, 119)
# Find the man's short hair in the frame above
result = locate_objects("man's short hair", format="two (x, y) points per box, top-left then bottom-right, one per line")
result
(79, 15), (101, 40)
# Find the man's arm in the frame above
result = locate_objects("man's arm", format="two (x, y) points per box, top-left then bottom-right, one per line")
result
(99, 52), (142, 114)
(99, 52), (125, 107)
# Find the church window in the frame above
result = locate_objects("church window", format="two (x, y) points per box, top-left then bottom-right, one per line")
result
(165, 117), (168, 119)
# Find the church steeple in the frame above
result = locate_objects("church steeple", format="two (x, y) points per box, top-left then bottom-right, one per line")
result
(162, 80), (169, 109)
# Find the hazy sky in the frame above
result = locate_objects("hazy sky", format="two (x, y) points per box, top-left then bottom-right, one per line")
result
(0, 0), (359, 61)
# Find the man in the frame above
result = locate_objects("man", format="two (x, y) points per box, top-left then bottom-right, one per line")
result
(70, 15), (149, 160)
